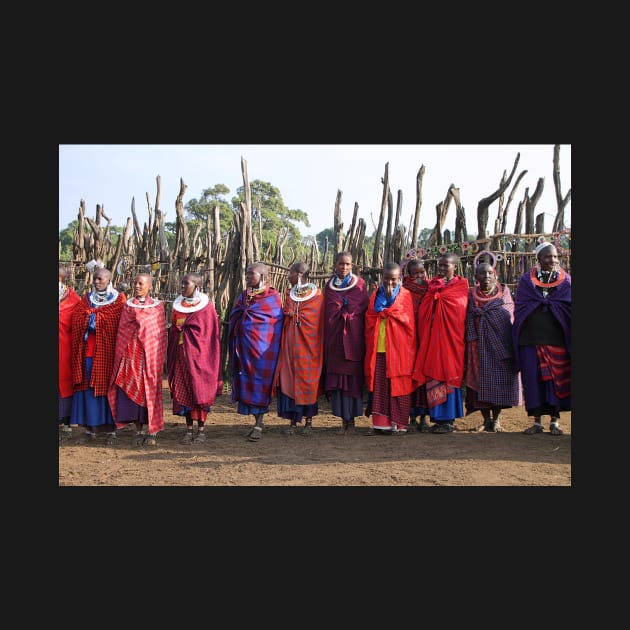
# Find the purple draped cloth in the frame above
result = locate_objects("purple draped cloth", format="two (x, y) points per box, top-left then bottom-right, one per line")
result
(512, 270), (572, 370)
(323, 275), (369, 397)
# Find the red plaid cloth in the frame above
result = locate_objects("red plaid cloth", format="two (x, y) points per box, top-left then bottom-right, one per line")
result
(71, 293), (127, 397)
(273, 287), (324, 404)
(108, 297), (167, 434)
(59, 288), (81, 398)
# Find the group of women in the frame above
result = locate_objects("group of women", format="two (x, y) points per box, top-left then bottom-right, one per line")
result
(58, 241), (571, 445)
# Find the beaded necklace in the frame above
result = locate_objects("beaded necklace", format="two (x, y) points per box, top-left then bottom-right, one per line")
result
(530, 267), (565, 298)
(59, 283), (69, 302)
(473, 283), (502, 306)
(289, 282), (317, 302)
(173, 292), (208, 313)
(127, 295), (161, 309)
(88, 286), (118, 307)
(329, 273), (358, 292)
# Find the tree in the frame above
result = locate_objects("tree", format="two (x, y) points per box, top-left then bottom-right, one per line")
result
(184, 184), (233, 235)
(233, 180), (311, 245)
(59, 221), (78, 259)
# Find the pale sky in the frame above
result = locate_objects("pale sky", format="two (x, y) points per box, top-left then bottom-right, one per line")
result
(59, 144), (571, 239)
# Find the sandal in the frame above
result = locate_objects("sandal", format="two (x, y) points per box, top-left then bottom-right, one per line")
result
(144, 435), (157, 446)
(133, 433), (145, 447)
(181, 432), (194, 445)
(193, 432), (206, 443)
(419, 422), (431, 433)
(301, 424), (313, 436)
(431, 423), (454, 434)
(105, 434), (118, 445)
(523, 424), (544, 435)
(59, 428), (73, 441)
(492, 420), (505, 433)
(248, 426), (263, 442)
(550, 425), (563, 435)
(284, 426), (296, 435)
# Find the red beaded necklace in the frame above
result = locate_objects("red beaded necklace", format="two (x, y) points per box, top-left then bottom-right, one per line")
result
(529, 267), (566, 288)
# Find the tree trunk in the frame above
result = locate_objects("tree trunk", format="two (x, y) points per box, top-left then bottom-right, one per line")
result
(476, 153), (520, 240)
(372, 163), (389, 269)
(552, 144), (571, 232)
(411, 165), (425, 249)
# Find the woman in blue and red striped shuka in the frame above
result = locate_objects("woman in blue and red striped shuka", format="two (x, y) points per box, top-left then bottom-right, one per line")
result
(229, 262), (284, 442)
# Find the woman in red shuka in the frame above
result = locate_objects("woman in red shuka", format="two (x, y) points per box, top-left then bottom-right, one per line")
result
(364, 262), (416, 435)
(59, 264), (81, 441)
(108, 273), (167, 446)
(412, 252), (469, 434)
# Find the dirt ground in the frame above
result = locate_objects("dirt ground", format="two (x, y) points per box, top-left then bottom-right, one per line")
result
(58, 380), (571, 486)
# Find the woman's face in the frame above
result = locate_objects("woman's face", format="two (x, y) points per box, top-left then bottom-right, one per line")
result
(246, 266), (263, 289)
(408, 265), (427, 283)
(93, 269), (110, 292)
(134, 275), (151, 299)
(382, 267), (401, 297)
(180, 275), (197, 298)
(538, 246), (559, 272)
(335, 255), (353, 278)
(475, 264), (496, 292)
(437, 257), (456, 280)
(288, 266), (302, 286)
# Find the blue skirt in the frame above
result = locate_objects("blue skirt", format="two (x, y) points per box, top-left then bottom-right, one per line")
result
(276, 389), (318, 423)
(70, 357), (115, 430)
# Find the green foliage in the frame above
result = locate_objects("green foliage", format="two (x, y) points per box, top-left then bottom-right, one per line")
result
(58, 221), (77, 260)
(184, 184), (233, 235)
(233, 180), (311, 244)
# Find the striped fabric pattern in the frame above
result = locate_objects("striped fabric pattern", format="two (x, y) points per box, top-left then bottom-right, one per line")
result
(108, 297), (167, 435)
(229, 287), (284, 408)
(366, 352), (411, 426)
(536, 344), (571, 399)
(71, 293), (127, 397)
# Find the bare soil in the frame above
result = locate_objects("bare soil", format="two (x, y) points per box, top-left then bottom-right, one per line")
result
(58, 381), (571, 486)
